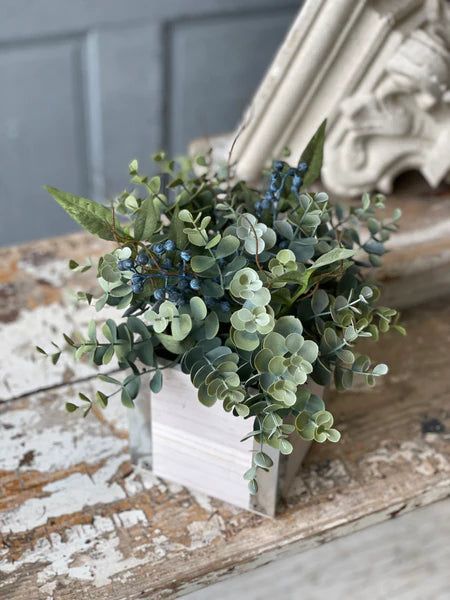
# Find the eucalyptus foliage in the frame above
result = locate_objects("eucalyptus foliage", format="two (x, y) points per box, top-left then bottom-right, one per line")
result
(39, 121), (404, 493)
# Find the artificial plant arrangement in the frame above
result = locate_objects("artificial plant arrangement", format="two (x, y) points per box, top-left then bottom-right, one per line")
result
(39, 122), (404, 495)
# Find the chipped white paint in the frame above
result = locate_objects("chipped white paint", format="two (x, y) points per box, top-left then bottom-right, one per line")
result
(17, 257), (71, 288)
(0, 510), (150, 589)
(2, 234), (450, 598)
(0, 454), (127, 534)
(0, 383), (143, 536)
(187, 515), (225, 550)
(303, 459), (353, 495)
(191, 491), (214, 514)
(360, 439), (450, 479)
(0, 302), (119, 401)
(0, 389), (126, 473)
(0, 505), (227, 595)
(122, 460), (160, 495)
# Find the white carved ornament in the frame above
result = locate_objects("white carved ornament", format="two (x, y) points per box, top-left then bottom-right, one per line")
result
(229, 0), (450, 195)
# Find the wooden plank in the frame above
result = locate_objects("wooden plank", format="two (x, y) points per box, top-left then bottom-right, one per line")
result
(0, 297), (449, 598)
(0, 234), (115, 401)
(378, 192), (450, 308)
(188, 500), (450, 600)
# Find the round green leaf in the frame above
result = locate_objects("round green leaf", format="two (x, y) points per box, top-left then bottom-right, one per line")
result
(373, 363), (388, 376)
(191, 255), (216, 273)
(279, 438), (293, 455)
(190, 297), (207, 320)
(254, 451), (274, 469)
(150, 370), (163, 393)
(215, 235), (240, 258)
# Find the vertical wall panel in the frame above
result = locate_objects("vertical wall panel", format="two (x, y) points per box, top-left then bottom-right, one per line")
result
(92, 25), (163, 198)
(0, 39), (88, 245)
(0, 2), (299, 245)
(169, 9), (297, 154)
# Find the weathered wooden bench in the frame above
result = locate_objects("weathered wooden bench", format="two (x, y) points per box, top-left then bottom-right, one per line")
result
(1, 191), (450, 599)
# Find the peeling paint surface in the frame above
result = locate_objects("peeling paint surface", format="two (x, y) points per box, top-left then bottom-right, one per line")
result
(0, 234), (116, 401)
(0, 302), (120, 401)
(0, 387), (126, 473)
(1, 233), (450, 598)
(0, 510), (149, 587)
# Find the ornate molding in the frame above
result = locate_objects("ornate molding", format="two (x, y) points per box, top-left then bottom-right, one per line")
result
(228, 0), (450, 195)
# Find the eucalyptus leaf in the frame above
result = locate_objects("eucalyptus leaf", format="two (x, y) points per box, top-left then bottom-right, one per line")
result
(312, 289), (329, 315)
(134, 197), (158, 240)
(312, 248), (355, 269)
(40, 134), (402, 494)
(191, 255), (216, 273)
(190, 297), (207, 321)
(254, 451), (274, 469)
(121, 388), (134, 408)
(215, 235), (240, 258)
(150, 369), (163, 393)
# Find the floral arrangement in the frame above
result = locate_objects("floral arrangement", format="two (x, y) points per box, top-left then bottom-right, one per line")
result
(39, 122), (404, 493)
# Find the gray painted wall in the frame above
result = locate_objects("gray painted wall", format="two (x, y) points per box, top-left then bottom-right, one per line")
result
(0, 1), (299, 246)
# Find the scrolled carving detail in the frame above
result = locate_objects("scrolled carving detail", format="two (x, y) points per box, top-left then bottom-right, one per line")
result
(323, 9), (450, 195)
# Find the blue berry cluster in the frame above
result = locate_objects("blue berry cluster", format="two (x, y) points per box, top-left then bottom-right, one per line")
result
(117, 241), (203, 302)
(255, 160), (308, 216)
(116, 241), (232, 312)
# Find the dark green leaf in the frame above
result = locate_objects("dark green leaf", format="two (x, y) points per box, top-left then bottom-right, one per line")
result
(311, 289), (329, 315)
(313, 248), (355, 269)
(134, 197), (158, 241)
(215, 235), (240, 258)
(51, 352), (61, 365)
(45, 186), (124, 241)
(95, 390), (109, 408)
(363, 239), (386, 256)
(102, 345), (115, 365)
(98, 374), (121, 385)
(191, 255), (216, 273)
(121, 387), (135, 408)
(137, 339), (155, 366)
(254, 451), (274, 469)
(298, 120), (327, 188)
(169, 207), (188, 249)
(150, 369), (163, 393)
(248, 479), (258, 494)
(123, 374), (140, 400)
(63, 334), (75, 346)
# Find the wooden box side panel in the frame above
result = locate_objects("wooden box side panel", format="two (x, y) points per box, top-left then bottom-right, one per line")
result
(151, 367), (255, 509)
(151, 370), (323, 514)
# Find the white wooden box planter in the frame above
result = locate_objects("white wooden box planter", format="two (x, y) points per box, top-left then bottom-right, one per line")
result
(129, 366), (323, 516)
